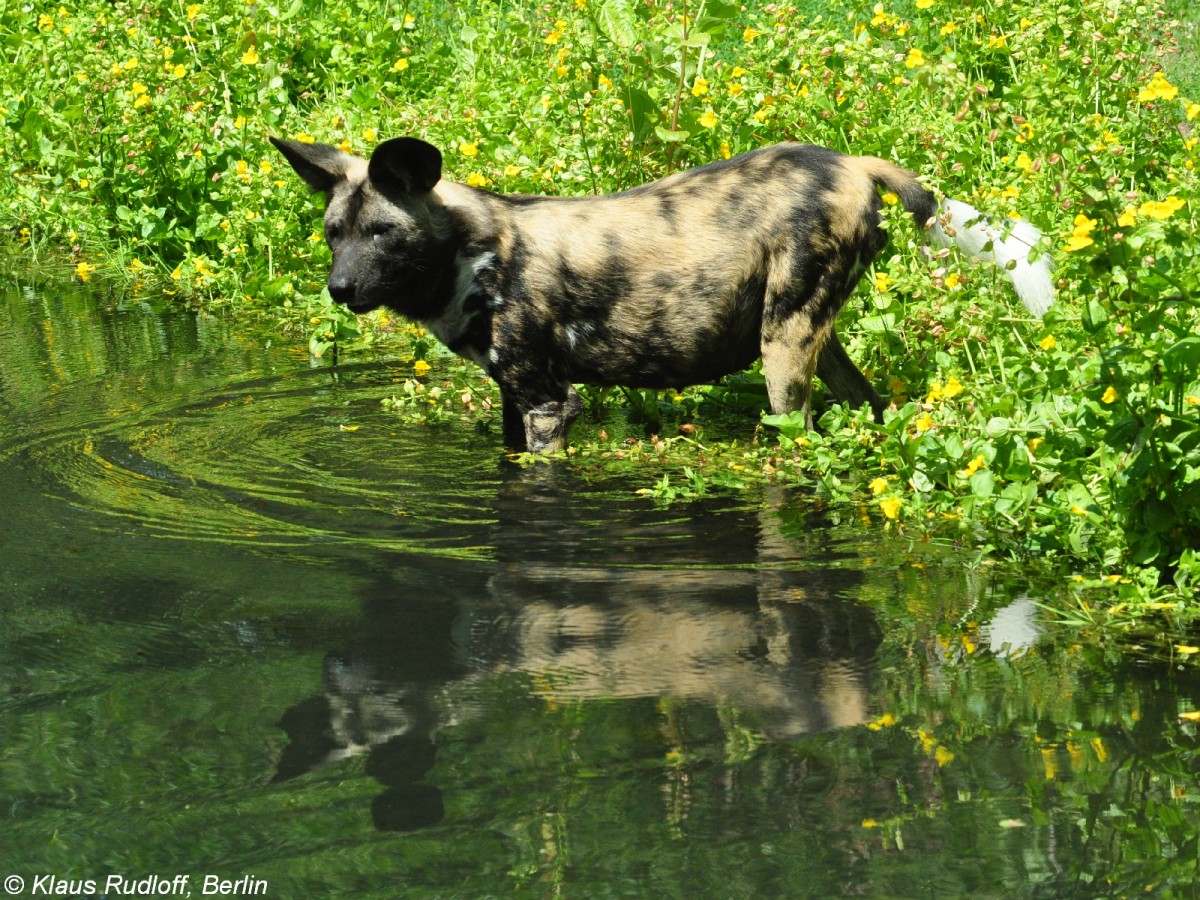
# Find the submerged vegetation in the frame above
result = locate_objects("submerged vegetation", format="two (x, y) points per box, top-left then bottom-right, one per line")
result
(0, 0), (1197, 609)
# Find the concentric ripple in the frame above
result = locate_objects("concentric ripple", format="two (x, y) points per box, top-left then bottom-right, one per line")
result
(4, 358), (509, 555)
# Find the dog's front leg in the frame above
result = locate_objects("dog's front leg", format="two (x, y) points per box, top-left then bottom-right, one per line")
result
(499, 386), (582, 454)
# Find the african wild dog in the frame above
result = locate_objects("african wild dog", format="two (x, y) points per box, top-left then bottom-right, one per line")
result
(271, 136), (1054, 452)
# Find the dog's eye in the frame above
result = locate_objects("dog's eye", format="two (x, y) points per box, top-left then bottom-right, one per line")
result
(369, 223), (394, 239)
(325, 223), (342, 242)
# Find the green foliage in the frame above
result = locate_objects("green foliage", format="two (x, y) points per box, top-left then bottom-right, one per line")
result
(1, 0), (1197, 608)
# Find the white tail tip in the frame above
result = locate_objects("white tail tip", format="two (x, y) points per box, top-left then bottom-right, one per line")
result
(932, 198), (1055, 318)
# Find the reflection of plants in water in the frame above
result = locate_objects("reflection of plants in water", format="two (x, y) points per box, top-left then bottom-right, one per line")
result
(851, 623), (1200, 891)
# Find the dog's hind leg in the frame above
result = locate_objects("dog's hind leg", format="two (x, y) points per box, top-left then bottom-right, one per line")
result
(816, 334), (886, 423)
(761, 261), (857, 429)
(761, 313), (830, 431)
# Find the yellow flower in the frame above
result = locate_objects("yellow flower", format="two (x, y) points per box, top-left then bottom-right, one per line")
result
(459, 141), (479, 157)
(1188, 102), (1200, 121)
(905, 48), (926, 68)
(1137, 197), (1185, 220)
(187, 4), (202, 20)
(1137, 72), (1178, 103)
(697, 110), (718, 128)
(934, 745), (955, 767)
(1176, 645), (1200, 655)
(913, 413), (934, 433)
(1117, 206), (1137, 228)
(413, 359), (432, 376)
(241, 46), (260, 65)
(943, 376), (963, 398)
(944, 272), (961, 288)
(337, 139), (352, 152)
(133, 94), (151, 109)
(691, 77), (709, 97)
(869, 477), (889, 495)
(867, 713), (896, 730)
(915, 0), (933, 7)
(391, 58), (410, 72)
(1101, 385), (1118, 404)
(1063, 213), (1097, 253)
(363, 127), (377, 142)
(1015, 123), (1034, 143)
(961, 455), (986, 477)
(75, 261), (96, 282)
(38, 12), (54, 30)
(939, 21), (957, 35)
(172, 63), (187, 78)
(504, 164), (521, 177)
(874, 272), (891, 292)
(926, 381), (944, 404)
(880, 497), (902, 520)
(466, 172), (490, 187)
(987, 33), (1007, 49)
(234, 115), (247, 129)
(881, 191), (899, 205)
(871, 4), (897, 27)
(862, 819), (880, 828)
(1038, 334), (1056, 351)
(131, 81), (148, 96)
(296, 133), (315, 144)
(1015, 152), (1033, 172)
(743, 26), (762, 42)
(123, 57), (139, 71)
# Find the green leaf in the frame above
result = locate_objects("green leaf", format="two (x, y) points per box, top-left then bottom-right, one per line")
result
(969, 470), (995, 499)
(985, 417), (1012, 438)
(1083, 299), (1109, 331)
(858, 313), (897, 333)
(1163, 337), (1200, 375)
(911, 468), (934, 493)
(595, 0), (637, 48)
(654, 125), (691, 143)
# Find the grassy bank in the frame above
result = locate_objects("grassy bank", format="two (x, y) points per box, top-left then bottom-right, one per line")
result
(1, 0), (1197, 612)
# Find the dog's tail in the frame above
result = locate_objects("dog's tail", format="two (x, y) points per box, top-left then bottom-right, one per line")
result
(855, 157), (1055, 318)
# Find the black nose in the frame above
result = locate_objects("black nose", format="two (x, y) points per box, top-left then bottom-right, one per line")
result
(328, 274), (356, 304)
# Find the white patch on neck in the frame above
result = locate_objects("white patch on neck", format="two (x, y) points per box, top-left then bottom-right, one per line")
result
(423, 251), (496, 368)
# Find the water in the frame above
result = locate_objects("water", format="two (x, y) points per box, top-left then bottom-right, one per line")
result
(2, 277), (1199, 898)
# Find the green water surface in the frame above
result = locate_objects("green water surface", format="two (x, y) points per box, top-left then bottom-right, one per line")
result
(1, 278), (1199, 898)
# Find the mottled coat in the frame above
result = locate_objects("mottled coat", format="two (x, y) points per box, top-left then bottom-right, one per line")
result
(272, 137), (1053, 451)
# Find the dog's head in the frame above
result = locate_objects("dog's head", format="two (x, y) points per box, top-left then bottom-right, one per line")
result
(270, 137), (459, 316)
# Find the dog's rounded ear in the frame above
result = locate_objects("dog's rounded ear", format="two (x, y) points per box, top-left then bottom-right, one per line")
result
(368, 138), (443, 194)
(269, 137), (353, 194)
